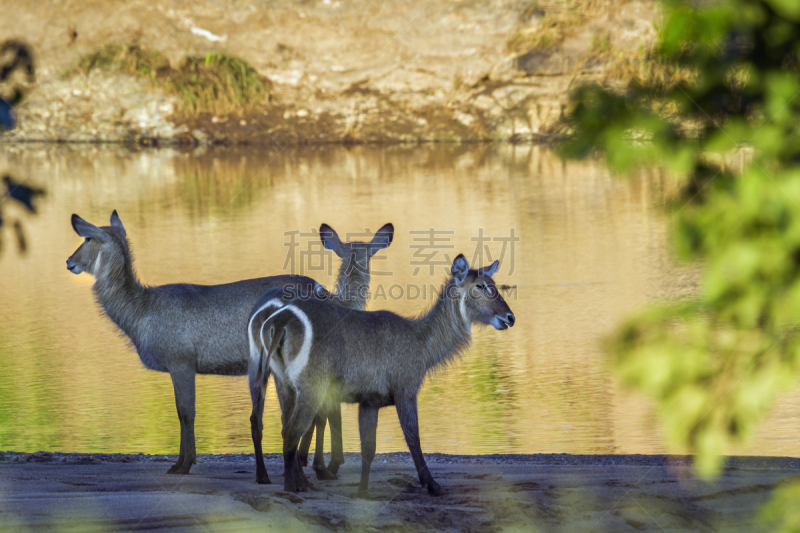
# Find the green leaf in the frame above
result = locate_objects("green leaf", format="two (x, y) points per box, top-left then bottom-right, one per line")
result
(765, 0), (800, 20)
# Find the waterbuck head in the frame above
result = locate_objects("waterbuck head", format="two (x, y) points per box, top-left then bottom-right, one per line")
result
(319, 223), (393, 307)
(320, 222), (394, 272)
(449, 254), (515, 330)
(66, 210), (128, 277)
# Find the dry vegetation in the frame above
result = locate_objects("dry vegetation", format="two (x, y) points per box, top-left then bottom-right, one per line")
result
(602, 53), (694, 90)
(68, 44), (271, 115)
(507, 0), (688, 88)
(505, 8), (582, 53)
(506, 0), (609, 54)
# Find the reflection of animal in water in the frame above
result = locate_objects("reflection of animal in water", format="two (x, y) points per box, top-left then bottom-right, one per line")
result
(0, 40), (35, 131)
(0, 174), (45, 257)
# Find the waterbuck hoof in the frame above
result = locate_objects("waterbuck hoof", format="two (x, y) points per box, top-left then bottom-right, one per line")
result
(327, 460), (342, 475)
(356, 488), (371, 500)
(256, 474), (271, 485)
(166, 460), (184, 474)
(284, 479), (313, 493)
(313, 466), (338, 481)
(426, 481), (443, 497)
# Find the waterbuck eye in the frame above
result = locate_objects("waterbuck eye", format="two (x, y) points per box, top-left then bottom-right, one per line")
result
(86, 237), (91, 242)
(477, 282), (487, 291)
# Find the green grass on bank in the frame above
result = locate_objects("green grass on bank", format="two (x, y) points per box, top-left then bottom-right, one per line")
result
(68, 43), (271, 115)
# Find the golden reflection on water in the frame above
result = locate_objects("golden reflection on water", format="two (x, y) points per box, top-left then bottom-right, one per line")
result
(0, 144), (797, 458)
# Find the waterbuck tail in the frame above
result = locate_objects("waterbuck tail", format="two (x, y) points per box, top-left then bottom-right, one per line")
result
(247, 288), (295, 487)
(247, 288), (290, 391)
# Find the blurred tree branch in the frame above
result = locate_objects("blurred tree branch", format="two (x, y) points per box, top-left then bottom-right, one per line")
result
(561, 0), (800, 478)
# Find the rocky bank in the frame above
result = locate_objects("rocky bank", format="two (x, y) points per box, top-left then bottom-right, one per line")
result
(0, 0), (658, 145)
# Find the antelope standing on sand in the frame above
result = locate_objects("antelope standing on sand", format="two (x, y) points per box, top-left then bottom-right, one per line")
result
(249, 254), (515, 496)
(66, 211), (393, 477)
(250, 222), (394, 483)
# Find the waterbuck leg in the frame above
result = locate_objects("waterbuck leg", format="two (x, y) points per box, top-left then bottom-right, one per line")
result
(168, 368), (196, 475)
(327, 404), (345, 475)
(298, 421), (314, 467)
(311, 413), (337, 480)
(356, 403), (379, 498)
(396, 395), (441, 496)
(277, 383), (312, 492)
(282, 395), (317, 493)
(274, 377), (293, 428)
(167, 404), (186, 474)
(249, 370), (271, 484)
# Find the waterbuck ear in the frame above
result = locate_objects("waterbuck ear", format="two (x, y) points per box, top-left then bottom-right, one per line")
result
(110, 210), (126, 237)
(368, 223), (394, 257)
(71, 214), (107, 241)
(320, 223), (345, 257)
(451, 254), (469, 284)
(477, 260), (499, 278)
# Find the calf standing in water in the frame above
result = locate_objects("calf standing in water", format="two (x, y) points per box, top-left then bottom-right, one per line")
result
(67, 211), (392, 478)
(249, 254), (515, 496)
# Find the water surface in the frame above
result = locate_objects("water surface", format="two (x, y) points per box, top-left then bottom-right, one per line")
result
(1, 144), (797, 458)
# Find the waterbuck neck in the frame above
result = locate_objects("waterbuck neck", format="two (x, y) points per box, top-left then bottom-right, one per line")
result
(91, 241), (149, 338)
(415, 279), (472, 373)
(333, 255), (370, 310)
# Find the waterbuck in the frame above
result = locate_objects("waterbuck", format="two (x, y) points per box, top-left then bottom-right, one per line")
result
(66, 211), (393, 477)
(249, 222), (394, 483)
(248, 254), (515, 496)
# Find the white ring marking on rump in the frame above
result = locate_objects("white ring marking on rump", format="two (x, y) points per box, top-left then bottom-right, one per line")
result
(284, 305), (313, 386)
(248, 298), (284, 363)
(256, 304), (313, 386)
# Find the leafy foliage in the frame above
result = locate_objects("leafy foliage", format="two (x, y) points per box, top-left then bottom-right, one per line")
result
(760, 481), (800, 532)
(562, 0), (800, 476)
(74, 44), (271, 115)
(0, 40), (35, 131)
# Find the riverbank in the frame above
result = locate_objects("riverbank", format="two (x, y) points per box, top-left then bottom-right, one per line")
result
(0, 0), (658, 145)
(1, 452), (798, 531)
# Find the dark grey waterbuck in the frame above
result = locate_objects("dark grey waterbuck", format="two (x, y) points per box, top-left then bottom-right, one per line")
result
(249, 222), (394, 483)
(66, 211), (393, 477)
(248, 254), (515, 496)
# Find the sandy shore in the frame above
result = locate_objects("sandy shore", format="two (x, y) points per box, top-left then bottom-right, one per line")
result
(1, 452), (798, 532)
